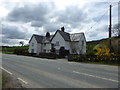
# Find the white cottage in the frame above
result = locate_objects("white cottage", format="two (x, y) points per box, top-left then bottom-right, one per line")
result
(28, 33), (52, 55)
(51, 30), (86, 54)
(28, 27), (86, 55)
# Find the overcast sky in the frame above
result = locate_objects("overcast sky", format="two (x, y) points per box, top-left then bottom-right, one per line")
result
(0, 0), (119, 46)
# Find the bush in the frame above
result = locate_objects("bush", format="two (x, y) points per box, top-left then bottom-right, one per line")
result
(50, 48), (56, 53)
(68, 54), (85, 61)
(86, 45), (95, 55)
(59, 47), (65, 58)
(67, 54), (120, 64)
(14, 48), (29, 55)
(59, 47), (70, 58)
(39, 53), (57, 59)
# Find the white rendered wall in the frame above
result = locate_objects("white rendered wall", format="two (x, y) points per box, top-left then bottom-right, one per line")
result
(28, 37), (38, 54)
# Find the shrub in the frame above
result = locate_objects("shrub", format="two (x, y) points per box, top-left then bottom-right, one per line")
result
(94, 43), (115, 60)
(50, 48), (56, 53)
(68, 54), (85, 61)
(39, 53), (57, 59)
(86, 44), (96, 56)
(59, 47), (65, 58)
(14, 48), (29, 55)
(59, 47), (70, 58)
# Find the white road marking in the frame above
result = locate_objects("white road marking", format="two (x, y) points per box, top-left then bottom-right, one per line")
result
(17, 77), (28, 84)
(48, 60), (56, 62)
(73, 71), (118, 83)
(58, 67), (61, 70)
(68, 62), (78, 64)
(0, 67), (13, 75)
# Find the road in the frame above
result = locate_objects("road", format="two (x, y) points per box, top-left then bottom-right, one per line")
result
(1, 54), (119, 88)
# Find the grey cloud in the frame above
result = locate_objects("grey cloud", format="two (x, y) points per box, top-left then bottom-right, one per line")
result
(96, 25), (108, 32)
(88, 31), (98, 37)
(2, 37), (21, 45)
(56, 5), (89, 28)
(7, 2), (55, 23)
(2, 38), (9, 44)
(7, 3), (89, 31)
(43, 23), (60, 32)
(88, 25), (108, 38)
(31, 21), (46, 27)
(4, 2), (92, 46)
(2, 25), (26, 39)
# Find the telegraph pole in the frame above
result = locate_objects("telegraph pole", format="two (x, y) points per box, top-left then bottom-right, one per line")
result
(108, 5), (113, 52)
(109, 5), (112, 46)
(118, 1), (120, 53)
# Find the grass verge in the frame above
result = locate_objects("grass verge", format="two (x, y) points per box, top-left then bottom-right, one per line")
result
(70, 61), (120, 66)
(0, 51), (14, 54)
(2, 73), (8, 87)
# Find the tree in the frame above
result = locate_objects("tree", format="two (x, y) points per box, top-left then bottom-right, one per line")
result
(19, 41), (24, 46)
(112, 23), (120, 37)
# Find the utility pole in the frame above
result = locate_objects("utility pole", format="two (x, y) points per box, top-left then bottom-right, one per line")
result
(109, 5), (112, 52)
(109, 5), (112, 46)
(118, 1), (120, 53)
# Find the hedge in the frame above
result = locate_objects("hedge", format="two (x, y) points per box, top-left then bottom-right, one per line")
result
(67, 54), (120, 63)
(39, 53), (57, 59)
(14, 48), (29, 55)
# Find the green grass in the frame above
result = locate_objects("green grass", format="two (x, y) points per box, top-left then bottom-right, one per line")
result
(1, 46), (28, 52)
(2, 73), (8, 87)
(86, 44), (96, 55)
(1, 51), (14, 54)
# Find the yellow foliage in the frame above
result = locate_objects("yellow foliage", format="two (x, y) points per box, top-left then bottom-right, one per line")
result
(95, 44), (114, 57)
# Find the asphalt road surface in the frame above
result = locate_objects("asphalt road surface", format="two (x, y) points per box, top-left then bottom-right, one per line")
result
(1, 54), (119, 88)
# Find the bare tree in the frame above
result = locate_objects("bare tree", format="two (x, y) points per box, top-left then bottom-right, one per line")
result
(112, 23), (120, 37)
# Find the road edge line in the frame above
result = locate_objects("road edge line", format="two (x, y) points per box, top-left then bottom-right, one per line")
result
(73, 71), (118, 83)
(0, 67), (13, 75)
(17, 77), (28, 84)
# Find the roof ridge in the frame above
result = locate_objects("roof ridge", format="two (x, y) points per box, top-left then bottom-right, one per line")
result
(33, 34), (44, 37)
(58, 30), (70, 34)
(70, 32), (84, 35)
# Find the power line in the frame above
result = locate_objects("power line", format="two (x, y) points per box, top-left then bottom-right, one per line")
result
(88, 1), (119, 31)
(89, 9), (108, 30)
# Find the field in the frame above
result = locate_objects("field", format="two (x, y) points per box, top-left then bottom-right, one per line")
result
(0, 46), (29, 54)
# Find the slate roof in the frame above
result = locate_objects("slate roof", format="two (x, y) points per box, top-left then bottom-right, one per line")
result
(29, 34), (53, 43)
(50, 30), (84, 42)
(29, 31), (84, 43)
(33, 34), (44, 43)
(29, 34), (43, 43)
(70, 33), (84, 41)
(58, 30), (71, 41)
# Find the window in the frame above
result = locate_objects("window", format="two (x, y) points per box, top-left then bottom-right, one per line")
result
(51, 44), (54, 48)
(44, 49), (46, 53)
(44, 43), (46, 46)
(31, 49), (34, 53)
(82, 41), (84, 46)
(56, 41), (59, 46)
(32, 43), (34, 46)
